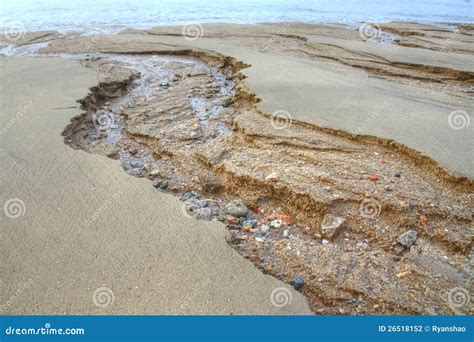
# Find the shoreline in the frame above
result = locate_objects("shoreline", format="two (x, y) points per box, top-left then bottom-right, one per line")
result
(0, 20), (461, 36)
(1, 20), (473, 315)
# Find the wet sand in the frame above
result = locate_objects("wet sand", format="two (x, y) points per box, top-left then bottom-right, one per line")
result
(1, 22), (473, 315)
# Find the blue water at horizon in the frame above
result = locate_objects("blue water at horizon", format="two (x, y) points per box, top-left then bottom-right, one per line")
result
(0, 0), (473, 33)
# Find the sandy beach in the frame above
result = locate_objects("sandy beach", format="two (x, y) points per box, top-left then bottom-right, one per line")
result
(1, 21), (473, 315)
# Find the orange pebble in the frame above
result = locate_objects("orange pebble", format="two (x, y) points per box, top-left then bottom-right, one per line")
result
(370, 175), (378, 181)
(419, 215), (428, 225)
(242, 226), (251, 232)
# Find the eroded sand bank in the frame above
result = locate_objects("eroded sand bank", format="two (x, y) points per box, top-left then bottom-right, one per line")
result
(1, 22), (472, 315)
(0, 57), (310, 314)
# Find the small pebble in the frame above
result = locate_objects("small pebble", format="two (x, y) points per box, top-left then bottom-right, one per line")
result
(283, 229), (289, 238)
(346, 297), (363, 305)
(259, 224), (270, 234)
(265, 172), (279, 181)
(398, 230), (417, 247)
(290, 277), (304, 290)
(396, 270), (413, 279)
(241, 219), (257, 228)
(227, 216), (239, 225)
(225, 201), (249, 218)
(321, 214), (345, 239)
(154, 180), (168, 190)
(182, 191), (197, 200)
(270, 219), (284, 229)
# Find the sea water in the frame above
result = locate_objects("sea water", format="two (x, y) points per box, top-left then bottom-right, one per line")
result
(0, 0), (472, 34)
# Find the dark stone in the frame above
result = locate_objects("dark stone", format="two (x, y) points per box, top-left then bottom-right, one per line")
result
(182, 191), (197, 200)
(154, 180), (168, 190)
(290, 277), (304, 290)
(222, 98), (235, 108)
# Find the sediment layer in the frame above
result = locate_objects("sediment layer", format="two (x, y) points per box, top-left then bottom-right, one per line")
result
(62, 46), (473, 315)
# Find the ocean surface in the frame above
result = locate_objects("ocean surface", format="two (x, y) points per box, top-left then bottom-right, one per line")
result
(0, 0), (473, 34)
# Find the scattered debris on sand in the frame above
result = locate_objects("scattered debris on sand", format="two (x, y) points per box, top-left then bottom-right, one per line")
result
(60, 48), (473, 315)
